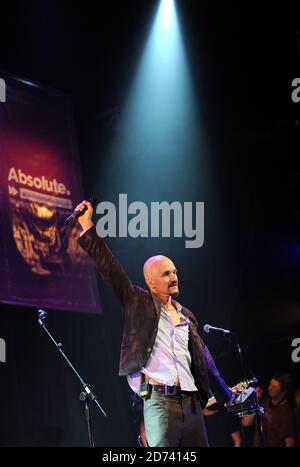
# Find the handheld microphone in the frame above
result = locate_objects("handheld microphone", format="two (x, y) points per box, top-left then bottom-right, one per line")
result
(203, 324), (232, 335)
(65, 197), (98, 224)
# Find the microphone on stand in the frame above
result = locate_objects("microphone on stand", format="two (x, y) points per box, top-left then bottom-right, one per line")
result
(38, 309), (47, 320)
(38, 309), (47, 325)
(203, 324), (232, 335)
(65, 197), (98, 224)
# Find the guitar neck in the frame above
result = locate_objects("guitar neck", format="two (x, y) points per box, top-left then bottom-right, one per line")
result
(206, 380), (253, 408)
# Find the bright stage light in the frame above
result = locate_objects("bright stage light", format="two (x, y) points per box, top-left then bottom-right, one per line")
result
(160, 0), (175, 29)
(100, 0), (206, 209)
(118, 0), (201, 166)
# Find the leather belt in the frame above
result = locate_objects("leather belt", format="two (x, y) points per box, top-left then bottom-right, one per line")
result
(149, 384), (196, 397)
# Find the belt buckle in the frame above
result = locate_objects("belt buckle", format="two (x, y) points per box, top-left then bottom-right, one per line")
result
(164, 385), (179, 396)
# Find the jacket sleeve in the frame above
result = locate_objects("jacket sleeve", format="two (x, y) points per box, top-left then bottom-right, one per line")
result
(203, 343), (233, 404)
(77, 226), (134, 307)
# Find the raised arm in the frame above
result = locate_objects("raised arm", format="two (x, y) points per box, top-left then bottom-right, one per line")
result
(76, 200), (134, 307)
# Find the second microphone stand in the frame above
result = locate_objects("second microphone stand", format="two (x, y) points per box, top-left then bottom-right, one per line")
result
(230, 332), (265, 447)
(38, 309), (108, 447)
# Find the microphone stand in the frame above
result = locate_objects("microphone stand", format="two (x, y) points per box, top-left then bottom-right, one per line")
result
(37, 309), (108, 447)
(229, 332), (265, 447)
(232, 334), (246, 382)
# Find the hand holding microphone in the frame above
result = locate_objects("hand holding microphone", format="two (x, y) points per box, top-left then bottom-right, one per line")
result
(65, 197), (97, 229)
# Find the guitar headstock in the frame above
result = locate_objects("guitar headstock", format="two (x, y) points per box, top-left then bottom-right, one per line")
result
(205, 377), (258, 409)
(233, 377), (258, 393)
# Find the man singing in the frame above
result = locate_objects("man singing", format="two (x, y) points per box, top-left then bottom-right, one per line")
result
(76, 199), (234, 447)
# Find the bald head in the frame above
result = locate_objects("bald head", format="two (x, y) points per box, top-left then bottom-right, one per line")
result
(143, 255), (169, 281)
(143, 255), (179, 300)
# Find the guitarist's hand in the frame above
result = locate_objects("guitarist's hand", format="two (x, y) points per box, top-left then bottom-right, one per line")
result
(230, 382), (247, 403)
(228, 386), (243, 405)
(233, 382), (247, 396)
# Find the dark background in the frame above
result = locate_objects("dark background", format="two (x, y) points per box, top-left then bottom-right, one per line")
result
(0, 0), (300, 446)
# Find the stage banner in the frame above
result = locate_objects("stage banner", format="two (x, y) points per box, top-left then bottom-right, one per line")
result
(0, 72), (102, 313)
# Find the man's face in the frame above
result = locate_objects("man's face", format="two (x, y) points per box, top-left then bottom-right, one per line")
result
(144, 256), (179, 300)
(268, 378), (283, 400)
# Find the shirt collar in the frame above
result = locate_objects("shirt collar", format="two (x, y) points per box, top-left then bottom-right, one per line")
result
(151, 292), (180, 308)
(151, 293), (186, 318)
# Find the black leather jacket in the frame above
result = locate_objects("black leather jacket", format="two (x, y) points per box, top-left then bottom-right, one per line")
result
(78, 226), (232, 407)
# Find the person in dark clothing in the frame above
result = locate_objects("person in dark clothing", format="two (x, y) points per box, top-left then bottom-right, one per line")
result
(243, 373), (295, 447)
(294, 388), (300, 447)
(75, 200), (234, 447)
(203, 403), (242, 447)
